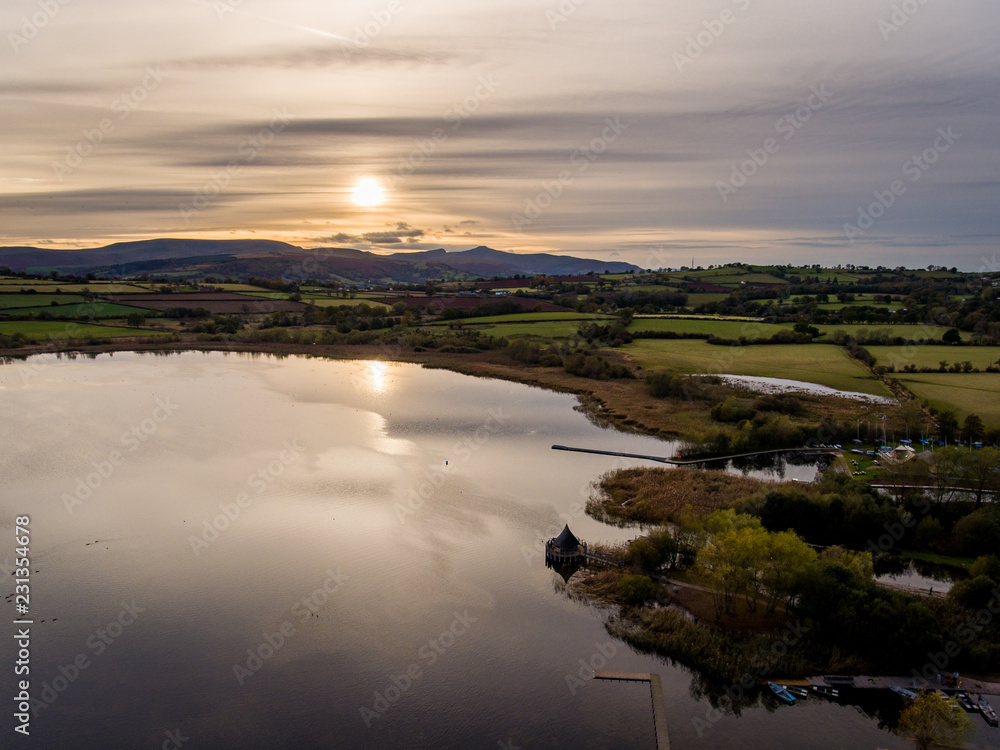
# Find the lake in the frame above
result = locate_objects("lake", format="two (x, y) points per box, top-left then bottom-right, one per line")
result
(0, 351), (986, 748)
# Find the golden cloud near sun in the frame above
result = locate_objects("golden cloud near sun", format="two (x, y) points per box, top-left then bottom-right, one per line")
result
(352, 178), (385, 207)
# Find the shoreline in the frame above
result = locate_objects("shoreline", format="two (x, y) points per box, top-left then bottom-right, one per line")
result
(0, 335), (687, 442)
(1, 333), (889, 454)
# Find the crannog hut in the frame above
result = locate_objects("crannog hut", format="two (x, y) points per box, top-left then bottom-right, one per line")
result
(545, 524), (587, 563)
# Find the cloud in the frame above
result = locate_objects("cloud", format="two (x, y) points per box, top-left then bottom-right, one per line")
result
(361, 225), (425, 244)
(314, 223), (426, 246)
(172, 42), (465, 71)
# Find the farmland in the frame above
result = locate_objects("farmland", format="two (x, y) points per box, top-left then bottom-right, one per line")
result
(0, 302), (158, 319)
(0, 321), (166, 339)
(813, 323), (959, 342)
(623, 339), (889, 395)
(629, 317), (790, 338)
(0, 280), (155, 294)
(305, 298), (391, 309)
(867, 345), (1000, 372)
(894, 373), (1000, 424)
(434, 311), (614, 325)
(106, 293), (308, 314)
(455, 320), (590, 339)
(0, 293), (89, 308)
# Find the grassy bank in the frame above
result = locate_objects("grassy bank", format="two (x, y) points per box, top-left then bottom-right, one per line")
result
(587, 467), (786, 524)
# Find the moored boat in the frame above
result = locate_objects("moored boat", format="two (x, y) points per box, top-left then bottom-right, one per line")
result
(781, 684), (809, 699)
(956, 691), (978, 712)
(768, 682), (796, 704)
(979, 695), (999, 726)
(890, 685), (918, 702)
(823, 675), (855, 686)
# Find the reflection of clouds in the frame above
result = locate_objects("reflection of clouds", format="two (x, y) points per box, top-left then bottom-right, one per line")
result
(314, 444), (404, 484)
(364, 408), (415, 456)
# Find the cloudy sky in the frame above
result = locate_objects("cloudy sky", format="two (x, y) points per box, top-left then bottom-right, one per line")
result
(1, 0), (997, 269)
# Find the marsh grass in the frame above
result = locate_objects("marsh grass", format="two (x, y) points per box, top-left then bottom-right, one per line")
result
(588, 467), (787, 524)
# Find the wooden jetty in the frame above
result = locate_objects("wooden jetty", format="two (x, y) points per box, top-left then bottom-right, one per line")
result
(594, 671), (671, 750)
(552, 443), (839, 466)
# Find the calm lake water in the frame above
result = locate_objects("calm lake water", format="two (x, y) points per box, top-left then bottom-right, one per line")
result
(0, 351), (992, 749)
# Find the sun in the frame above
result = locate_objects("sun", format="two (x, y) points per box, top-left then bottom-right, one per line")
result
(352, 178), (385, 207)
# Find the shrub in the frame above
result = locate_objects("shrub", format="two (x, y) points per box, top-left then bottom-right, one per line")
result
(618, 574), (656, 605)
(952, 508), (1000, 557)
(947, 575), (998, 610)
(710, 396), (757, 423)
(970, 554), (1000, 581)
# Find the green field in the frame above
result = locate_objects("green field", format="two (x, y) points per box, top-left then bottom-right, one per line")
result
(634, 314), (761, 321)
(0, 281), (154, 293)
(815, 301), (896, 311)
(684, 293), (732, 306)
(456, 320), (588, 338)
(624, 339), (889, 395)
(0, 302), (157, 319)
(237, 290), (384, 300)
(867, 345), (1000, 371)
(894, 373), (1000, 424)
(306, 298), (391, 309)
(439, 312), (614, 325)
(0, 293), (89, 308)
(808, 294), (897, 311)
(629, 318), (791, 338)
(235, 291), (304, 299)
(208, 283), (272, 292)
(707, 273), (788, 285)
(614, 284), (683, 293)
(0, 321), (165, 340)
(797, 270), (864, 283)
(814, 324), (957, 342)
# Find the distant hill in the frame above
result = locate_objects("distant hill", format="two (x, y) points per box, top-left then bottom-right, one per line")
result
(387, 246), (639, 277)
(0, 239), (641, 284)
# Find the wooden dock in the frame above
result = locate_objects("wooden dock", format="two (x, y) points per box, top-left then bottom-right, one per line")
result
(552, 443), (838, 466)
(594, 671), (671, 750)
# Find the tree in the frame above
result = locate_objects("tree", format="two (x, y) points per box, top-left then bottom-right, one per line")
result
(900, 400), (925, 439)
(947, 575), (998, 610)
(970, 553), (1000, 581)
(696, 525), (766, 617)
(626, 530), (678, 572)
(942, 328), (962, 344)
(761, 530), (817, 614)
(125, 312), (146, 328)
(952, 507), (1000, 556)
(934, 412), (958, 443)
(820, 546), (874, 582)
(896, 691), (974, 750)
(928, 447), (966, 505)
(962, 446), (1000, 506)
(961, 414), (985, 444)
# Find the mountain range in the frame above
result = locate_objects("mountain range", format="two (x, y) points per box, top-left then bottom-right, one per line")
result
(0, 239), (640, 284)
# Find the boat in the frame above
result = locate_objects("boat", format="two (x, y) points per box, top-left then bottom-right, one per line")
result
(781, 684), (809, 699)
(956, 691), (978, 712)
(811, 685), (840, 699)
(768, 682), (796, 704)
(890, 685), (918, 702)
(978, 695), (999, 726)
(824, 675), (856, 686)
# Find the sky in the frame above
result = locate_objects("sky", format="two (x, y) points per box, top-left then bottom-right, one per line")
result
(0, 0), (998, 270)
